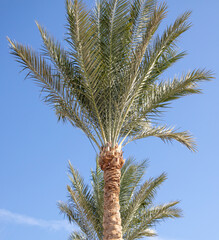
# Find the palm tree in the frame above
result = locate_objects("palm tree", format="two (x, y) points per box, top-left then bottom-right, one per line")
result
(59, 158), (181, 240)
(8, 0), (212, 239)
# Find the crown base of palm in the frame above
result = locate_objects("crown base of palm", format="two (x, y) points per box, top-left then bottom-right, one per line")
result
(99, 142), (124, 171)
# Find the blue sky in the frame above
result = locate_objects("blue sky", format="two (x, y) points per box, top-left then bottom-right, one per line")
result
(1, 0), (219, 239)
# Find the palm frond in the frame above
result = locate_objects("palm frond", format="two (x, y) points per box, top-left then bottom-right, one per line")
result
(91, 0), (132, 143)
(67, 161), (102, 239)
(140, 10), (192, 86)
(69, 231), (87, 240)
(122, 172), (167, 233)
(58, 201), (94, 238)
(120, 158), (147, 211)
(129, 0), (157, 48)
(146, 48), (187, 83)
(66, 0), (107, 143)
(126, 201), (182, 240)
(141, 69), (213, 115)
(36, 21), (73, 78)
(131, 2), (167, 75)
(113, 11), (194, 145)
(126, 124), (196, 151)
(7, 37), (103, 149)
(126, 228), (157, 240)
(90, 157), (104, 235)
(119, 68), (212, 149)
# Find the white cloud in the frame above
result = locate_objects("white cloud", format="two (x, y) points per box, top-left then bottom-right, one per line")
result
(0, 209), (72, 232)
(0, 209), (183, 240)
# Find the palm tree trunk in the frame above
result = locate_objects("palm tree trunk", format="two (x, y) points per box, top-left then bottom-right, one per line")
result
(99, 143), (125, 240)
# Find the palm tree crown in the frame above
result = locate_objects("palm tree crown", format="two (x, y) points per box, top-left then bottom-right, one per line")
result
(59, 158), (182, 239)
(8, 0), (213, 151)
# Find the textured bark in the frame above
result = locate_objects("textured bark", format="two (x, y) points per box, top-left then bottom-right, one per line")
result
(99, 143), (125, 240)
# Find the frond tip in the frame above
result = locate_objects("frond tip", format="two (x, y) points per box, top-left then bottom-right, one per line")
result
(149, 126), (197, 152)
(128, 125), (197, 152)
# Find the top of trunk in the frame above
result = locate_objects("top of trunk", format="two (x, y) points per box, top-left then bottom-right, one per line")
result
(99, 142), (125, 171)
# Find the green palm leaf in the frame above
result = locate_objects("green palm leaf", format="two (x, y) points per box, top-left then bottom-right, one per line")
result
(122, 172), (167, 233)
(125, 201), (182, 239)
(120, 158), (147, 209)
(69, 231), (88, 240)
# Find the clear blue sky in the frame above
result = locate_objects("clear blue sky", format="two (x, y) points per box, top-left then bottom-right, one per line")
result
(0, 0), (218, 240)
